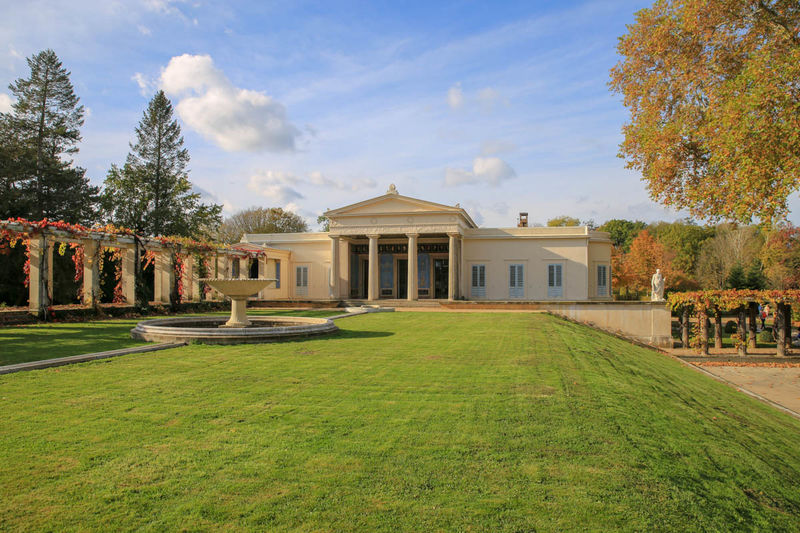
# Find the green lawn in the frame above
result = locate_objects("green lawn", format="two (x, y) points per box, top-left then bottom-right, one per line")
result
(0, 309), (340, 366)
(2, 313), (800, 531)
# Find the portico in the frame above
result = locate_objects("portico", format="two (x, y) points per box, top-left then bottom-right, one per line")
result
(324, 185), (470, 301)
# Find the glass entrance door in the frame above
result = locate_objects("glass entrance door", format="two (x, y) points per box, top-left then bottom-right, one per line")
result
(433, 259), (449, 299)
(397, 259), (408, 299)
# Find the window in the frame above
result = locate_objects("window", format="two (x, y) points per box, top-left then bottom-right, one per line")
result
(275, 260), (281, 289)
(597, 264), (608, 297)
(296, 265), (308, 296)
(509, 264), (524, 299)
(547, 263), (563, 298)
(471, 264), (486, 298)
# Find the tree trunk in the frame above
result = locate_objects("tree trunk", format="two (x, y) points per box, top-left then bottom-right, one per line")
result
(681, 307), (690, 348)
(775, 303), (786, 356)
(748, 302), (758, 349)
(737, 306), (748, 356)
(784, 304), (792, 355)
(699, 310), (709, 355)
(714, 307), (723, 349)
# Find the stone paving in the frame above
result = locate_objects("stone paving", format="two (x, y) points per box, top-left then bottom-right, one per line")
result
(696, 364), (800, 415)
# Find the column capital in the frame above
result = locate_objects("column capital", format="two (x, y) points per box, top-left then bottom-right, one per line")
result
(366, 234), (381, 240)
(406, 232), (420, 239)
(329, 234), (340, 241)
(446, 231), (461, 239)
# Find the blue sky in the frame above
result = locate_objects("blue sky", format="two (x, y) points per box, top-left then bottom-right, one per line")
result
(3, 0), (792, 228)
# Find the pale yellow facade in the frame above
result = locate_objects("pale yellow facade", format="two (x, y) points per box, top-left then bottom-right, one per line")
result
(242, 186), (613, 302)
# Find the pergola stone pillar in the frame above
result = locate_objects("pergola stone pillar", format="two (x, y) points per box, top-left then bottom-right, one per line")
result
(28, 234), (52, 315)
(191, 256), (201, 302)
(407, 233), (418, 301)
(329, 236), (340, 299)
(82, 240), (101, 307)
(121, 246), (136, 304)
(154, 251), (174, 304)
(180, 255), (193, 302)
(367, 234), (379, 301)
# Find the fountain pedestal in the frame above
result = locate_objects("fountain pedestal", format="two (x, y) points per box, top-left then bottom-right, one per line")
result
(201, 278), (276, 328)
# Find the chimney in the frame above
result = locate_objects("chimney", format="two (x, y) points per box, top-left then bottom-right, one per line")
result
(517, 212), (528, 228)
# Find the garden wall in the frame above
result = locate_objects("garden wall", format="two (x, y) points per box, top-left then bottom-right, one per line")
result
(543, 301), (672, 348)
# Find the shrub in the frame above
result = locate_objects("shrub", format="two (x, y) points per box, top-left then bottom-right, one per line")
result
(724, 320), (738, 334)
(757, 330), (774, 344)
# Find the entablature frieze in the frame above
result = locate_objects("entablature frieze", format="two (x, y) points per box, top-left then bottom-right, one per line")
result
(329, 224), (463, 237)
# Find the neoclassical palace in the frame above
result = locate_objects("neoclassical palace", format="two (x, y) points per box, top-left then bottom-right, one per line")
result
(242, 185), (613, 302)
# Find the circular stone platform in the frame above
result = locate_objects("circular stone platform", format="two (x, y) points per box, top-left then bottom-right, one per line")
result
(131, 316), (337, 345)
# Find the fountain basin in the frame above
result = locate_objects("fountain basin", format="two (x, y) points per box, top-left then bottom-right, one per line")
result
(131, 316), (337, 345)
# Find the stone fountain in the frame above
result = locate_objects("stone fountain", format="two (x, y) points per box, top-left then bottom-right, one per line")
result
(203, 278), (275, 327)
(130, 277), (338, 344)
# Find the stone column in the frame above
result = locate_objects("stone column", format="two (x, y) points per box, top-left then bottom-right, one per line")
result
(28, 234), (51, 315)
(447, 233), (457, 301)
(368, 234), (379, 301)
(329, 235), (340, 299)
(154, 252), (174, 304)
(180, 255), (193, 302)
(121, 246), (136, 304)
(82, 240), (100, 307)
(191, 256), (201, 302)
(407, 233), (418, 301)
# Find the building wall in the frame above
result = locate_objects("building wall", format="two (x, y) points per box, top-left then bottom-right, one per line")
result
(461, 237), (591, 300)
(245, 229), (612, 302)
(588, 241), (613, 299)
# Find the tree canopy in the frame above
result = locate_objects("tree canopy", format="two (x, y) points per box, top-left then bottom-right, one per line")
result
(546, 215), (581, 227)
(0, 49), (99, 222)
(214, 207), (308, 243)
(101, 91), (221, 237)
(610, 0), (800, 223)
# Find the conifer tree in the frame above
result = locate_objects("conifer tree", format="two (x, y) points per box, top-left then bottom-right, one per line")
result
(102, 91), (221, 237)
(0, 49), (99, 222)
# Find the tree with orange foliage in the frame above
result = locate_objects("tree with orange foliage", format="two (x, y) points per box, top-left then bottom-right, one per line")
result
(610, 1), (800, 223)
(613, 229), (692, 297)
(761, 225), (800, 289)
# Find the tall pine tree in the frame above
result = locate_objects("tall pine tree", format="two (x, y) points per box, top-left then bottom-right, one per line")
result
(102, 90), (221, 237)
(0, 49), (99, 222)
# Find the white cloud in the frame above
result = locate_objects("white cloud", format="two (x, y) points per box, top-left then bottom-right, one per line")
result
(131, 72), (156, 96)
(137, 24), (152, 35)
(247, 170), (305, 204)
(444, 157), (516, 186)
(308, 171), (376, 192)
(246, 169), (376, 206)
(143, 0), (185, 15)
(447, 82), (463, 110)
(0, 93), (13, 113)
(159, 54), (301, 152)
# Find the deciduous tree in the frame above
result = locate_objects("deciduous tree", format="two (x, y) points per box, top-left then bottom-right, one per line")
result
(598, 219), (647, 252)
(610, 1), (800, 223)
(546, 215), (581, 227)
(214, 207), (308, 243)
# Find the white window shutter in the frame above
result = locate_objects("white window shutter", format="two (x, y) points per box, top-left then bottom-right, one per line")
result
(547, 264), (563, 298)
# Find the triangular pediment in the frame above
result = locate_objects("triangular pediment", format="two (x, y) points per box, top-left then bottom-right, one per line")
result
(327, 193), (459, 217)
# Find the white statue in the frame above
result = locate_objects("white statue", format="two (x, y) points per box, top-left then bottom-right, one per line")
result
(651, 269), (665, 301)
(387, 183), (398, 194)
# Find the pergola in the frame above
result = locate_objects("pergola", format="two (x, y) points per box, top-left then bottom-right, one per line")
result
(0, 219), (285, 317)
